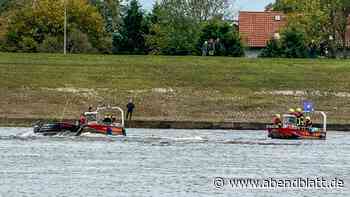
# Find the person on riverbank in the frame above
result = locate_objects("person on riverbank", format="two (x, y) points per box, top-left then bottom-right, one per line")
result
(126, 99), (135, 121)
(202, 41), (208, 56)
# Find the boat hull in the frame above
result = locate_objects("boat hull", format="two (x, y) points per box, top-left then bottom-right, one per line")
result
(33, 122), (80, 136)
(267, 127), (326, 140)
(85, 124), (126, 136)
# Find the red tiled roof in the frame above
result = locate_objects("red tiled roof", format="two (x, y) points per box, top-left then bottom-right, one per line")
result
(239, 11), (286, 48)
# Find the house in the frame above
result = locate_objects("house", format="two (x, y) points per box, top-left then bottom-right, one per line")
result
(239, 11), (286, 57)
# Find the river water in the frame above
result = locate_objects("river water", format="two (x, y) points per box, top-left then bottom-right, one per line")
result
(0, 128), (349, 197)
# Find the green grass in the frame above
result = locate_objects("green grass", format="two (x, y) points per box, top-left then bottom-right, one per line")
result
(1, 52), (350, 123)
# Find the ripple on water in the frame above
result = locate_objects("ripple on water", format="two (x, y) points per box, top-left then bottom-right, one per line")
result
(0, 128), (349, 197)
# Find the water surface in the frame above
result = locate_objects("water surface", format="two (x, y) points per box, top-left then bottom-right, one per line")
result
(0, 128), (349, 196)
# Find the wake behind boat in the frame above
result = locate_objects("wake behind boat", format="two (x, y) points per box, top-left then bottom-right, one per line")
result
(34, 106), (126, 136)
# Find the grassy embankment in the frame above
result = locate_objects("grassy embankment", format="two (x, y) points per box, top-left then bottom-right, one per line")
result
(1, 52), (350, 124)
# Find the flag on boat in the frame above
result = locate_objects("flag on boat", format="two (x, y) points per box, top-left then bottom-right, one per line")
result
(303, 101), (314, 112)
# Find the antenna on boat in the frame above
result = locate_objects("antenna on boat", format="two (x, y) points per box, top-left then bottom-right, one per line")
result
(60, 95), (70, 122)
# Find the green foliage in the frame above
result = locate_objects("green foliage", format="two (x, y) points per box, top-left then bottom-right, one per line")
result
(89, 0), (122, 33)
(260, 26), (309, 58)
(112, 32), (124, 54)
(112, 0), (147, 54)
(281, 27), (309, 58)
(259, 39), (283, 58)
(39, 36), (63, 53)
(198, 20), (244, 57)
(146, 1), (200, 55)
(20, 37), (38, 52)
(68, 28), (97, 53)
(122, 0), (146, 53)
(4, 0), (105, 53)
(273, 0), (302, 13)
(272, 0), (350, 57)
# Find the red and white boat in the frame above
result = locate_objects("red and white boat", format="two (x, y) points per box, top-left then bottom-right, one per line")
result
(82, 106), (126, 136)
(267, 111), (327, 140)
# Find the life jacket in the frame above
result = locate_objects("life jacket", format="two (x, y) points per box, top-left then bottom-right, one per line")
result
(296, 113), (305, 126)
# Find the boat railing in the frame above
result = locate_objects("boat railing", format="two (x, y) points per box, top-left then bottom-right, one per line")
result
(96, 106), (125, 127)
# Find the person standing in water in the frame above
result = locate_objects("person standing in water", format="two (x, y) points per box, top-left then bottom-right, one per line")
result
(126, 99), (135, 121)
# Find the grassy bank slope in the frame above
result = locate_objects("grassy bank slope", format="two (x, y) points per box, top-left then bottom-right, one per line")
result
(1, 53), (350, 123)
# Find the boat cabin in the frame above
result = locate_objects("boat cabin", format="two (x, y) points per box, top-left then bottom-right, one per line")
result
(281, 111), (327, 132)
(84, 106), (125, 127)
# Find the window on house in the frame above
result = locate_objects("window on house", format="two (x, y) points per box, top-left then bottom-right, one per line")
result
(274, 15), (281, 21)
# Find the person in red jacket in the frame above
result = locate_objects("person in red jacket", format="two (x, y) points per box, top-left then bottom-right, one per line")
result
(79, 113), (86, 126)
(272, 114), (282, 128)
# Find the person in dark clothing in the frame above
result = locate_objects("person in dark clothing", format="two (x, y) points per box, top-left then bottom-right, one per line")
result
(126, 99), (135, 121)
(305, 117), (313, 128)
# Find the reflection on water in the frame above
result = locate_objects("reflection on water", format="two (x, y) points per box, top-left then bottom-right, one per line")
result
(0, 128), (349, 197)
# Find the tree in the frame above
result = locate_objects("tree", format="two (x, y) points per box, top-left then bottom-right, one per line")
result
(273, 0), (301, 13)
(122, 0), (146, 53)
(327, 0), (350, 58)
(0, 17), (6, 42)
(281, 26), (309, 58)
(39, 36), (64, 53)
(160, 0), (235, 21)
(259, 39), (283, 58)
(4, 0), (106, 53)
(146, 1), (200, 55)
(260, 26), (309, 58)
(198, 19), (244, 56)
(89, 0), (122, 32)
(271, 0), (350, 58)
(112, 0), (147, 54)
(272, 0), (334, 57)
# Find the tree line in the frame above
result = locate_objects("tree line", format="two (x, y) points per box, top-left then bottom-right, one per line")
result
(0, 0), (243, 56)
(0, 0), (349, 58)
(261, 0), (350, 58)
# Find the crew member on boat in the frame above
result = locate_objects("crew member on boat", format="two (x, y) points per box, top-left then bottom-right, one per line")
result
(296, 108), (305, 127)
(103, 114), (113, 125)
(305, 116), (313, 128)
(79, 113), (86, 126)
(289, 108), (296, 116)
(272, 114), (282, 128)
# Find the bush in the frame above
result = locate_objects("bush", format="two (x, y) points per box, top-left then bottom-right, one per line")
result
(260, 27), (309, 58)
(259, 39), (283, 58)
(68, 28), (97, 54)
(281, 27), (309, 58)
(39, 36), (63, 53)
(20, 37), (38, 52)
(198, 19), (245, 57)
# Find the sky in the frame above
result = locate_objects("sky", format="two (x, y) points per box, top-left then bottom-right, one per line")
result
(139, 0), (276, 11)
